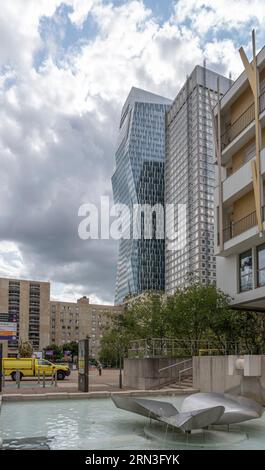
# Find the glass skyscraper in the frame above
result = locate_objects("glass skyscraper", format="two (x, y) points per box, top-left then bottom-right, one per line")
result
(165, 66), (231, 293)
(112, 87), (171, 305)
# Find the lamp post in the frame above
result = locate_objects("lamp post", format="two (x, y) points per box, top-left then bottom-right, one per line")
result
(86, 335), (90, 393)
(78, 336), (90, 392)
(119, 343), (123, 389)
(117, 314), (123, 389)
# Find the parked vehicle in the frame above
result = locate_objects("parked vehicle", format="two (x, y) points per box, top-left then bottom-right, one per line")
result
(2, 357), (71, 381)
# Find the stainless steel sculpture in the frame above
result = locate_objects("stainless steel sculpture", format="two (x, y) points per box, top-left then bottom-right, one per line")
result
(111, 392), (264, 432)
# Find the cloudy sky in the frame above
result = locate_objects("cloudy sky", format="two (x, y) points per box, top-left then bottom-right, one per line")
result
(1, 0), (265, 304)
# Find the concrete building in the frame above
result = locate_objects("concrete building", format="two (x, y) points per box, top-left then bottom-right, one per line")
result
(50, 296), (123, 359)
(165, 66), (231, 293)
(0, 277), (50, 356)
(112, 87), (171, 305)
(214, 34), (265, 311)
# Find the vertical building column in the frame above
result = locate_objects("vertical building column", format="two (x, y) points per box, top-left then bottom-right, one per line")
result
(209, 80), (223, 251)
(239, 29), (263, 233)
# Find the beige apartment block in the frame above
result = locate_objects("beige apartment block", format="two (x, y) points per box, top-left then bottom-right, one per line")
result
(214, 31), (265, 311)
(0, 277), (50, 356)
(50, 296), (123, 359)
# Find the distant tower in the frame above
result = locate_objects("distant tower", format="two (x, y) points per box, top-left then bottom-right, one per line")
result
(112, 88), (171, 304)
(165, 66), (232, 293)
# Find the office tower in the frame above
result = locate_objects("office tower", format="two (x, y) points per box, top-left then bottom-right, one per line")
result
(0, 277), (50, 356)
(50, 296), (123, 359)
(112, 87), (171, 304)
(215, 37), (265, 311)
(165, 66), (231, 293)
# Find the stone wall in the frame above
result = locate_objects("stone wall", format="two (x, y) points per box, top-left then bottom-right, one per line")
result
(193, 354), (265, 400)
(124, 357), (189, 390)
(193, 356), (241, 393)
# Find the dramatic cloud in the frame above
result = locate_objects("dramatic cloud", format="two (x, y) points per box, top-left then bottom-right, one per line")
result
(1, 0), (265, 303)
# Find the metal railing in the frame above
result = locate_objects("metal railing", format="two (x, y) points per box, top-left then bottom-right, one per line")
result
(223, 210), (257, 242)
(128, 338), (239, 358)
(221, 90), (265, 151)
(158, 358), (193, 389)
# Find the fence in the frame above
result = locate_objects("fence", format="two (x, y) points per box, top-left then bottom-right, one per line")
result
(127, 338), (240, 359)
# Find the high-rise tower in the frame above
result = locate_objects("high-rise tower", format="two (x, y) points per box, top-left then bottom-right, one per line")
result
(112, 87), (171, 304)
(165, 66), (231, 293)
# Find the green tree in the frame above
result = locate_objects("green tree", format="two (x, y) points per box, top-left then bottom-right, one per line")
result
(43, 344), (63, 361)
(100, 283), (265, 362)
(18, 340), (33, 358)
(61, 341), (79, 361)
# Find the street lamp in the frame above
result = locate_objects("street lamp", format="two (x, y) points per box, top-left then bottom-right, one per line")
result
(117, 314), (123, 389)
(119, 342), (123, 389)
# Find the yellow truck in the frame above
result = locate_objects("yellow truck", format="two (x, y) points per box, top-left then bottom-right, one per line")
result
(2, 357), (71, 381)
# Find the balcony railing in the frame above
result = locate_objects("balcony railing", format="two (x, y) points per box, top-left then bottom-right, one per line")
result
(222, 210), (257, 242)
(221, 90), (265, 151)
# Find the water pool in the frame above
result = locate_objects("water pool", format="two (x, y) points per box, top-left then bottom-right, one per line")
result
(1, 395), (265, 450)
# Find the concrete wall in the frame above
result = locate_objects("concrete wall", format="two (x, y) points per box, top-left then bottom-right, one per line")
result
(124, 357), (189, 390)
(193, 355), (265, 405)
(216, 255), (238, 299)
(193, 355), (243, 393)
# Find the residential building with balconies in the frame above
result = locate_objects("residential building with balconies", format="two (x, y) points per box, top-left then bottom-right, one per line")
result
(0, 277), (50, 356)
(214, 32), (265, 311)
(50, 296), (123, 359)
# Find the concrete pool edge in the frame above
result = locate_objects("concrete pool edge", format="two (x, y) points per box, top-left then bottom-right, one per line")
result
(1, 388), (199, 402)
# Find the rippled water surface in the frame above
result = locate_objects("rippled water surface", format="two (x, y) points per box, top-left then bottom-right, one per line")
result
(1, 395), (265, 449)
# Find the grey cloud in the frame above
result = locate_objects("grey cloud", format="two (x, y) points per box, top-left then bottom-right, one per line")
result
(0, 76), (120, 303)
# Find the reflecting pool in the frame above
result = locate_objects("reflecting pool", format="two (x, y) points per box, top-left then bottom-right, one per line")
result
(1, 395), (265, 449)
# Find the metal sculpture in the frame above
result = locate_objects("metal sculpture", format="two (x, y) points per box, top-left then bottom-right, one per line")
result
(111, 392), (264, 432)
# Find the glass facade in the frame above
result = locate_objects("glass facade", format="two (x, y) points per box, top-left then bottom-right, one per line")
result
(112, 88), (171, 304)
(239, 249), (253, 292)
(257, 244), (265, 287)
(165, 66), (231, 293)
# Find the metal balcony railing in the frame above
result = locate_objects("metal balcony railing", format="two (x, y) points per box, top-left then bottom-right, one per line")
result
(128, 338), (238, 358)
(222, 210), (257, 242)
(221, 90), (265, 151)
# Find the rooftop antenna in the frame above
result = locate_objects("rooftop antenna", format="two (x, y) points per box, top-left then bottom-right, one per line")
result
(229, 71), (233, 86)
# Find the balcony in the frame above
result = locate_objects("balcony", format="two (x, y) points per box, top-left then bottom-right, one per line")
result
(223, 210), (257, 242)
(221, 90), (265, 151)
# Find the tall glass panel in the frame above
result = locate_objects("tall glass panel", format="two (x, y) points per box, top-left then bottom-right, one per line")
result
(257, 243), (265, 287)
(239, 249), (252, 292)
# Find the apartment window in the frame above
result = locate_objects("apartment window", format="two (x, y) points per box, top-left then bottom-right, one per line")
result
(257, 244), (265, 287)
(239, 249), (253, 292)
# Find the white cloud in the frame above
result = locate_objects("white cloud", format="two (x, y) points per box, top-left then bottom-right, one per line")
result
(1, 0), (265, 302)
(174, 0), (265, 33)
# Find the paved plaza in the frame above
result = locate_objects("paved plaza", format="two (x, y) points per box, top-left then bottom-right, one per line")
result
(2, 369), (127, 394)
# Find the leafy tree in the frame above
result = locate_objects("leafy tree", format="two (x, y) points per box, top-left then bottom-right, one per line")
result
(61, 341), (79, 361)
(43, 344), (63, 361)
(18, 340), (33, 358)
(100, 283), (265, 363)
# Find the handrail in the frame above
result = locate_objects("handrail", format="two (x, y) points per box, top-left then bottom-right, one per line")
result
(158, 358), (193, 389)
(158, 358), (191, 373)
(221, 89), (265, 151)
(223, 210), (257, 242)
(179, 367), (193, 382)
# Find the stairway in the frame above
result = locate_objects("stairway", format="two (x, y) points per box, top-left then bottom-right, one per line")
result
(161, 375), (193, 390)
(158, 358), (193, 390)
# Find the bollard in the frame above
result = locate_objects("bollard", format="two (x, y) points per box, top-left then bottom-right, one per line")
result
(42, 371), (45, 388)
(38, 368), (40, 384)
(2, 371), (5, 389)
(54, 370), (58, 387)
(16, 369), (20, 389)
